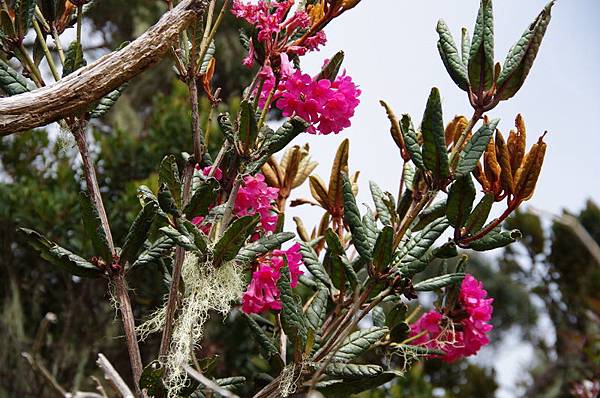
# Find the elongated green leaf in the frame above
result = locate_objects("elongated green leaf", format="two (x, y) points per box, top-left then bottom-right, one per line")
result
(325, 363), (383, 379)
(468, 228), (521, 251)
(217, 112), (235, 143)
(447, 175), (476, 228)
(90, 84), (128, 118)
(305, 288), (328, 333)
(394, 344), (445, 357)
(238, 100), (258, 150)
(213, 214), (260, 265)
(341, 256), (359, 289)
(278, 265), (308, 344)
(465, 192), (495, 233)
(468, 0), (495, 92)
(131, 236), (174, 270)
(317, 50), (344, 81)
(177, 218), (209, 254)
(199, 39), (215, 74)
(158, 184), (180, 216)
(400, 114), (424, 169)
(158, 155), (182, 207)
(120, 202), (157, 265)
(432, 241), (458, 258)
(399, 217), (450, 268)
(363, 210), (379, 251)
(437, 19), (469, 91)
(0, 59), (30, 95)
(456, 119), (499, 177)
(159, 226), (197, 252)
(332, 327), (389, 362)
(421, 88), (449, 179)
(342, 173), (372, 261)
(371, 306), (386, 327)
(497, 1), (554, 100)
(317, 371), (400, 397)
(19, 228), (102, 278)
(215, 376), (246, 390)
(243, 314), (279, 359)
(369, 181), (392, 226)
(261, 116), (310, 156)
(373, 226), (394, 272)
(15, 0), (36, 36)
(63, 40), (86, 77)
(299, 241), (332, 288)
(413, 200), (447, 231)
(183, 178), (219, 219)
(461, 27), (471, 66)
(235, 232), (295, 264)
(79, 191), (112, 263)
(414, 273), (465, 291)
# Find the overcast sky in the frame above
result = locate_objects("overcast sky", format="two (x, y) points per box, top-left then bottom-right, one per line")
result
(282, 1), (600, 395)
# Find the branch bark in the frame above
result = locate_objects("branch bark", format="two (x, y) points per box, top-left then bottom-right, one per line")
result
(0, 0), (208, 135)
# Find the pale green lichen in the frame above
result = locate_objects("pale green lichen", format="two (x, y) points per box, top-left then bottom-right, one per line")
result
(137, 253), (244, 397)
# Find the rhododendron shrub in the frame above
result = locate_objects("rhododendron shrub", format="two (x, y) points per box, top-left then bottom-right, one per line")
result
(4, 0), (556, 396)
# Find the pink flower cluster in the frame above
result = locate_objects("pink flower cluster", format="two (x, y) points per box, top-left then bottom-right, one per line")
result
(231, 0), (326, 68)
(242, 243), (304, 314)
(191, 168), (278, 235)
(275, 70), (361, 135)
(409, 274), (494, 362)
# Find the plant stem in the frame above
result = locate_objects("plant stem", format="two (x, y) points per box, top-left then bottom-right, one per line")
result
(32, 19), (60, 81)
(159, 163), (194, 359)
(114, 276), (144, 397)
(196, 0), (230, 70)
(188, 65), (205, 164)
(460, 201), (517, 245)
(16, 45), (44, 87)
(76, 5), (83, 47)
(51, 26), (66, 65)
(218, 176), (242, 236)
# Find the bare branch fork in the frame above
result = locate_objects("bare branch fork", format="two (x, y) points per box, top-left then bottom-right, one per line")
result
(0, 0), (208, 135)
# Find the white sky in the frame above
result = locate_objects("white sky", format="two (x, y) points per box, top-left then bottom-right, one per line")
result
(283, 1), (600, 396)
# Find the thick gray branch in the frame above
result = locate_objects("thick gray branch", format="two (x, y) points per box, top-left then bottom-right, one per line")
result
(0, 0), (207, 135)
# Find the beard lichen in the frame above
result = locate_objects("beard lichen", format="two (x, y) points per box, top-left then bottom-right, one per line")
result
(137, 252), (244, 397)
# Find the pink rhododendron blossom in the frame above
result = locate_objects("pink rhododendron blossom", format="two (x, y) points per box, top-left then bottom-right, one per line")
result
(274, 70), (361, 135)
(408, 274), (494, 362)
(242, 244), (305, 314)
(235, 174), (279, 234)
(231, 0), (326, 68)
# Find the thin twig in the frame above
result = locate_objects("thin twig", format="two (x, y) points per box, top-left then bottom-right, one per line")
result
(184, 365), (240, 398)
(96, 354), (135, 398)
(218, 176), (242, 236)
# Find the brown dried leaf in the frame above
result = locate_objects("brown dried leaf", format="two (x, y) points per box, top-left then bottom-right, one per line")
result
(483, 139), (501, 192)
(495, 130), (514, 195)
(514, 135), (546, 202)
(508, 114), (527, 176)
(262, 157), (281, 188)
(328, 138), (349, 208)
(309, 175), (330, 209)
(473, 161), (491, 192)
(293, 216), (310, 242)
(379, 100), (405, 155)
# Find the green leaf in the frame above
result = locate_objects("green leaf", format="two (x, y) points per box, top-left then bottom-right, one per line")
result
(79, 191), (112, 263)
(468, 0), (495, 92)
(235, 232), (295, 264)
(217, 113), (235, 143)
(15, 0), (36, 36)
(331, 327), (389, 362)
(213, 214), (260, 265)
(0, 59), (30, 95)
(317, 371), (400, 397)
(432, 241), (458, 259)
(394, 344), (445, 357)
(238, 100), (258, 150)
(215, 376), (246, 390)
(399, 217), (450, 269)
(421, 88), (449, 179)
(461, 27), (471, 66)
(325, 363), (383, 379)
(317, 50), (344, 81)
(18, 228), (102, 278)
(465, 192), (495, 233)
(120, 202), (158, 265)
(261, 116), (309, 156)
(446, 175), (476, 228)
(278, 265), (308, 344)
(158, 155), (182, 207)
(496, 1), (554, 100)
(89, 84), (128, 118)
(131, 237), (174, 270)
(1, 9), (16, 38)
(468, 228), (522, 251)
(373, 226), (394, 272)
(305, 288), (328, 334)
(159, 226), (197, 252)
(413, 200), (447, 231)
(183, 178), (219, 219)
(363, 210), (379, 251)
(369, 181), (392, 226)
(157, 184), (180, 216)
(437, 19), (469, 91)
(139, 361), (166, 397)
(199, 39), (215, 74)
(342, 173), (372, 261)
(299, 240), (332, 288)
(63, 40), (86, 77)
(177, 218), (209, 254)
(371, 306), (386, 327)
(243, 314), (279, 359)
(456, 118), (499, 177)
(400, 114), (424, 170)
(414, 273), (465, 291)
